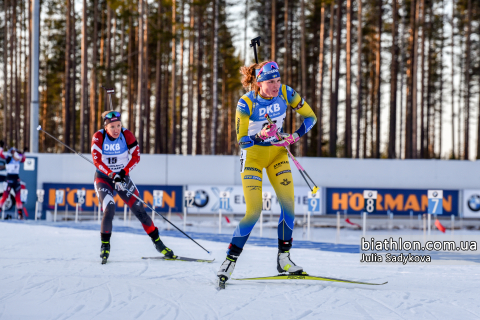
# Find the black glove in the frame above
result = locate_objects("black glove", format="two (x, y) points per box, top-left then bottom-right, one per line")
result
(23, 147), (29, 154)
(0, 140), (4, 148)
(113, 169), (126, 184)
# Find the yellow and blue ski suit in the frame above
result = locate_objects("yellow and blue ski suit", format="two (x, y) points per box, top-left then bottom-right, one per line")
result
(229, 84), (317, 251)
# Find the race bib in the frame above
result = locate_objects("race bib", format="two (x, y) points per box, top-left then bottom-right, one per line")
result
(240, 150), (247, 173)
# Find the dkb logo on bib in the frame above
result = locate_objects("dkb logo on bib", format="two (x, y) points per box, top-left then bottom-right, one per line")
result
(259, 104), (280, 116)
(104, 144), (120, 151)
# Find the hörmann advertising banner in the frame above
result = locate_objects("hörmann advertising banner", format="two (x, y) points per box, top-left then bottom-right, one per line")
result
(462, 189), (480, 218)
(186, 185), (320, 215)
(326, 188), (459, 215)
(43, 183), (183, 212)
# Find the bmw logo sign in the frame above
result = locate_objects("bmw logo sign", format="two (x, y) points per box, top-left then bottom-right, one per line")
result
(467, 195), (480, 212)
(433, 191), (438, 198)
(368, 192), (372, 198)
(193, 190), (209, 208)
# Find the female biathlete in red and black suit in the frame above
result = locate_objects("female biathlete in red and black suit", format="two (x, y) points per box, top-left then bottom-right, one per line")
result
(91, 110), (174, 263)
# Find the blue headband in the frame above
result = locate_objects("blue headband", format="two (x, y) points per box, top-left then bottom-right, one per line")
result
(255, 61), (281, 82)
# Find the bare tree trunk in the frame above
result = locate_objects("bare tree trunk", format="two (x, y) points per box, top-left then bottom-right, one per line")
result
(284, 0), (290, 131)
(170, 0), (177, 154)
(317, 2), (325, 157)
(137, 0), (144, 148)
(419, 0), (426, 158)
(463, 0), (471, 159)
(195, 10), (204, 155)
(144, 3), (150, 153)
(300, 0), (307, 156)
(90, 0), (98, 136)
(105, 4), (111, 85)
(450, 6), (455, 158)
(458, 36), (463, 158)
(373, 0), (381, 158)
(186, 0), (195, 154)
(271, 0), (276, 60)
(330, 0), (342, 157)
(405, 0), (418, 159)
(71, 0), (77, 148)
(412, 0), (420, 158)
(328, 2), (335, 156)
(388, 0), (398, 158)
(355, 0), (363, 158)
(178, 0), (185, 154)
(3, 0), (8, 142)
(155, 0), (162, 153)
(345, 0), (352, 157)
(80, 0), (88, 152)
(450, 5), (455, 158)
(210, 0), (218, 154)
(244, 0), (248, 62)
(63, 0), (71, 152)
(97, 8), (105, 128)
(398, 0), (406, 158)
(438, 0), (444, 158)
(127, 13), (134, 132)
(13, 0), (19, 146)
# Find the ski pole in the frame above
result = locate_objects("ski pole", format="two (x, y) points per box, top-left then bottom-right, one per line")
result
(265, 114), (319, 195)
(250, 37), (261, 64)
(37, 125), (94, 165)
(115, 182), (211, 254)
(37, 126), (212, 254)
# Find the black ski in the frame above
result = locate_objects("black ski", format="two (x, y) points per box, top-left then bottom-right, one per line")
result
(142, 256), (215, 263)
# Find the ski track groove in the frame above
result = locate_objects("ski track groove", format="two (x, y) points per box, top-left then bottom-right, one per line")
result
(351, 300), (375, 320)
(355, 290), (406, 320)
(92, 283), (113, 319)
(222, 283), (268, 318)
(137, 259), (150, 277)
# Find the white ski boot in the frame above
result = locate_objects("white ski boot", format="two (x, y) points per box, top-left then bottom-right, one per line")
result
(277, 251), (303, 274)
(217, 257), (236, 289)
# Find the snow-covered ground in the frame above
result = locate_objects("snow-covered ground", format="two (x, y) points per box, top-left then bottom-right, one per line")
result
(1, 220), (480, 320)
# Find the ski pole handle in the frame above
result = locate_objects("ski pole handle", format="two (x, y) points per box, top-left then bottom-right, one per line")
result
(250, 37), (261, 64)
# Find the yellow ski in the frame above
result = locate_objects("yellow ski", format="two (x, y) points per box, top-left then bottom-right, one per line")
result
(233, 272), (387, 286)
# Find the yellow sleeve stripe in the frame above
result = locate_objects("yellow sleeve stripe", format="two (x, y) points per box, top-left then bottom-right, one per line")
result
(241, 95), (254, 115)
(281, 85), (289, 106)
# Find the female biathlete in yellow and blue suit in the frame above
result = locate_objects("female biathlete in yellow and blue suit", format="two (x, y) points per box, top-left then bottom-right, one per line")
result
(217, 61), (317, 283)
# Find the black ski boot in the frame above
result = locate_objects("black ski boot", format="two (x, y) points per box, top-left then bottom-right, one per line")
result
(100, 242), (110, 264)
(148, 228), (175, 258)
(100, 233), (111, 264)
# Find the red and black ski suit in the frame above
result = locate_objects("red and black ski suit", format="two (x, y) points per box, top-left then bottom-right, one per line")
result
(91, 128), (157, 235)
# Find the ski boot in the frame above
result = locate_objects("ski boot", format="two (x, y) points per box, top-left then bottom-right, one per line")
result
(148, 228), (175, 258)
(217, 244), (243, 289)
(100, 241), (110, 265)
(277, 251), (303, 274)
(277, 238), (303, 274)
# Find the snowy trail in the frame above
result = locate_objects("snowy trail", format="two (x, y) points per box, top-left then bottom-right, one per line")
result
(1, 222), (479, 319)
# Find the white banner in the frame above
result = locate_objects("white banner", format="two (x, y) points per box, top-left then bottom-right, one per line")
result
(185, 185), (322, 215)
(463, 189), (480, 218)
